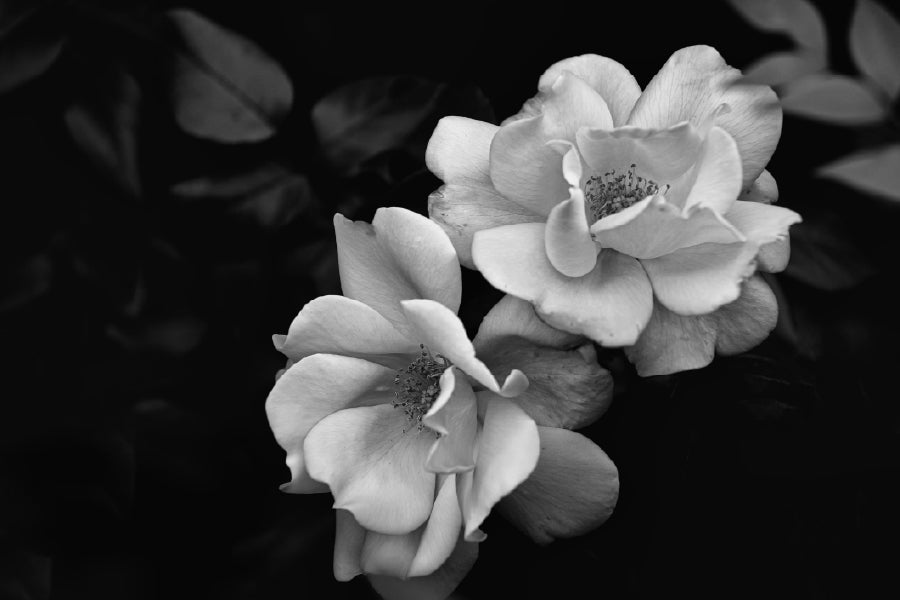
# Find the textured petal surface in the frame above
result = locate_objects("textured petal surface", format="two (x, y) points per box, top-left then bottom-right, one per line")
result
(408, 475), (463, 577)
(334, 208), (461, 337)
(576, 121), (703, 183)
(679, 126), (744, 214)
(368, 536), (478, 600)
(423, 369), (478, 473)
(476, 339), (613, 430)
(593, 196), (745, 260)
(428, 183), (543, 269)
(334, 509), (367, 581)
(458, 398), (539, 541)
(490, 73), (613, 216)
(725, 200), (801, 274)
(401, 299), (528, 397)
(278, 295), (417, 363)
(545, 187), (598, 276)
(625, 275), (778, 376)
(642, 241), (759, 315)
(500, 427), (619, 544)
(473, 294), (583, 351)
(425, 116), (497, 187)
(304, 404), (436, 535)
(628, 45), (782, 187)
(473, 223), (653, 346)
(266, 354), (395, 494)
(538, 54), (642, 126)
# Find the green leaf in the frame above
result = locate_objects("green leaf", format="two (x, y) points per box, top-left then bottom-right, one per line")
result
(727, 0), (827, 53)
(817, 144), (900, 201)
(167, 9), (293, 143)
(850, 0), (900, 99)
(780, 74), (885, 124)
(64, 67), (142, 196)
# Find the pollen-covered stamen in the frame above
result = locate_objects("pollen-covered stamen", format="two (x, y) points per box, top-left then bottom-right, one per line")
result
(584, 164), (660, 223)
(393, 344), (452, 431)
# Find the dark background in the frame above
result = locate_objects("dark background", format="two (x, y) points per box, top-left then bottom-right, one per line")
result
(2, 0), (899, 598)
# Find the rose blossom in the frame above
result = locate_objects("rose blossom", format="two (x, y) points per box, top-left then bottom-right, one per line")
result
(426, 46), (801, 376)
(266, 207), (618, 598)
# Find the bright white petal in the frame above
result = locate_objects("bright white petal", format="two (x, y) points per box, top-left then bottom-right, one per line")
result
(304, 404), (436, 535)
(334, 208), (461, 336)
(423, 369), (478, 473)
(428, 183), (543, 269)
(278, 295), (417, 363)
(473, 223), (653, 346)
(266, 354), (394, 494)
(724, 200), (801, 274)
(680, 126), (743, 214)
(367, 536), (478, 600)
(401, 299), (528, 397)
(408, 475), (463, 577)
(425, 116), (497, 187)
(628, 45), (782, 187)
(545, 187), (598, 277)
(500, 427), (619, 544)
(642, 242), (759, 315)
(537, 54), (642, 126)
(334, 509), (367, 581)
(458, 398), (539, 541)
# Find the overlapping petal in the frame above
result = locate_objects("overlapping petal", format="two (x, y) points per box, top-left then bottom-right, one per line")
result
(422, 369), (478, 473)
(266, 354), (395, 494)
(277, 295), (418, 363)
(425, 116), (496, 188)
(473, 223), (653, 346)
(472, 294), (583, 350)
(625, 275), (778, 376)
(641, 241), (759, 315)
(500, 427), (619, 544)
(334, 208), (461, 337)
(428, 184), (542, 269)
(400, 299), (528, 397)
(628, 45), (782, 187)
(456, 398), (540, 541)
(489, 72), (613, 216)
(304, 404), (437, 535)
(537, 54), (642, 126)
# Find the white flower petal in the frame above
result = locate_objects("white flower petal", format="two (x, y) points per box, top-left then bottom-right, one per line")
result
(724, 200), (802, 274)
(472, 294), (584, 351)
(334, 208), (461, 337)
(408, 475), (463, 577)
(500, 427), (619, 544)
(642, 242), (759, 315)
(473, 223), (653, 346)
(628, 45), (782, 188)
(266, 354), (395, 494)
(304, 404), (436, 535)
(457, 398), (539, 541)
(537, 54), (642, 126)
(545, 187), (598, 277)
(278, 295), (418, 363)
(423, 369), (478, 473)
(425, 116), (497, 187)
(428, 183), (543, 269)
(680, 126), (743, 214)
(334, 509), (367, 581)
(367, 536), (478, 600)
(401, 299), (528, 397)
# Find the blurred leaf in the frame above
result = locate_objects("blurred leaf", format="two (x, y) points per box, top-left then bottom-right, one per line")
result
(818, 144), (900, 201)
(0, 12), (64, 95)
(780, 74), (886, 124)
(64, 68), (142, 196)
(727, 0), (827, 53)
(0, 254), (52, 312)
(0, 0), (44, 38)
(173, 164), (315, 230)
(167, 9), (293, 143)
(108, 316), (206, 356)
(0, 548), (51, 600)
(784, 218), (876, 291)
(850, 0), (900, 99)
(313, 76), (444, 176)
(741, 51), (823, 86)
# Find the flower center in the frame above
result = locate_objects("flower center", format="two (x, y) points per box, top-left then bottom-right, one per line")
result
(584, 163), (659, 223)
(393, 345), (451, 430)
